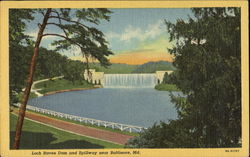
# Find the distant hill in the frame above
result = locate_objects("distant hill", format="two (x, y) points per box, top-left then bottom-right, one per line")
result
(89, 63), (138, 74)
(132, 61), (175, 73)
(88, 61), (174, 74)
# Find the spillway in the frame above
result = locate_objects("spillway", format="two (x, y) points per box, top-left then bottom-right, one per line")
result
(103, 74), (157, 88)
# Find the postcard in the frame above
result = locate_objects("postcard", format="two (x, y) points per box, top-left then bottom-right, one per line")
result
(0, 1), (249, 157)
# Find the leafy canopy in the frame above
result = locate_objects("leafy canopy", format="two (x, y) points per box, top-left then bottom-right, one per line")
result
(9, 8), (113, 104)
(43, 8), (113, 67)
(127, 8), (241, 148)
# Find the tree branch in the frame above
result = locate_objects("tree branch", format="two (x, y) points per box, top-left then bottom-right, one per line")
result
(48, 15), (90, 30)
(42, 33), (82, 48)
(38, 9), (45, 17)
(46, 23), (83, 39)
(51, 10), (69, 38)
(46, 23), (71, 36)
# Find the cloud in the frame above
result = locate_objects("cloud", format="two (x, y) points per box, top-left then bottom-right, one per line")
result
(120, 25), (141, 42)
(142, 20), (164, 40)
(25, 31), (38, 39)
(105, 31), (120, 40)
(105, 20), (165, 43)
(106, 27), (141, 42)
(137, 33), (173, 51)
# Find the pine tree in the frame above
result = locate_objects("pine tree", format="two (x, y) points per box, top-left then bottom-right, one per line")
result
(12, 8), (113, 149)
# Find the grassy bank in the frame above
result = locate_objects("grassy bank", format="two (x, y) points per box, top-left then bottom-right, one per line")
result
(34, 79), (94, 94)
(18, 92), (38, 101)
(10, 114), (123, 149)
(155, 83), (180, 91)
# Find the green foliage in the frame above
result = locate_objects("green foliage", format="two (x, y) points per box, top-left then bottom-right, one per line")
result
(162, 72), (176, 84)
(132, 61), (174, 73)
(89, 63), (138, 74)
(34, 79), (93, 94)
(10, 8), (114, 149)
(155, 72), (180, 91)
(168, 8), (241, 147)
(62, 60), (86, 84)
(127, 8), (241, 148)
(35, 48), (68, 80)
(154, 84), (180, 91)
(9, 8), (113, 105)
(17, 92), (38, 102)
(88, 61), (174, 74)
(126, 121), (195, 148)
(162, 72), (169, 84)
(9, 45), (83, 104)
(10, 46), (32, 94)
(9, 9), (34, 105)
(9, 9), (34, 45)
(49, 8), (113, 68)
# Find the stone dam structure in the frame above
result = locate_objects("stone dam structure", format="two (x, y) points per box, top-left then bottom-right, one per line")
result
(84, 69), (173, 87)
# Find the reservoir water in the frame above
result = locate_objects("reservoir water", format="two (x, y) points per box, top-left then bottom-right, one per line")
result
(28, 74), (178, 128)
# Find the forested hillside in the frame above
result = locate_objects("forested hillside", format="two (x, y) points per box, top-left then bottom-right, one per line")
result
(132, 61), (174, 73)
(10, 45), (87, 104)
(89, 63), (138, 74)
(89, 61), (174, 74)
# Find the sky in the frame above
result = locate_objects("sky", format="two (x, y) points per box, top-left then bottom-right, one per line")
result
(25, 8), (192, 65)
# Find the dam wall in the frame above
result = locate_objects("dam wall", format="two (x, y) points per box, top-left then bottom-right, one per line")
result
(84, 69), (173, 87)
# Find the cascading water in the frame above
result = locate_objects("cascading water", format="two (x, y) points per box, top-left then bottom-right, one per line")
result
(103, 74), (157, 88)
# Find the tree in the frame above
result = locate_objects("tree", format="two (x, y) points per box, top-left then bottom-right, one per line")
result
(127, 8), (241, 148)
(9, 9), (34, 105)
(35, 47), (68, 79)
(13, 8), (113, 149)
(49, 9), (113, 75)
(167, 8), (241, 147)
(63, 60), (85, 84)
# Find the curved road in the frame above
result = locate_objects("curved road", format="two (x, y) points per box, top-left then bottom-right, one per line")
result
(23, 76), (64, 97)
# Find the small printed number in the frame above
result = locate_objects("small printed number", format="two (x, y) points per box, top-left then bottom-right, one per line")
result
(225, 150), (239, 152)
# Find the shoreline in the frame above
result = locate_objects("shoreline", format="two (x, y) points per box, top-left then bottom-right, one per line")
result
(43, 86), (101, 96)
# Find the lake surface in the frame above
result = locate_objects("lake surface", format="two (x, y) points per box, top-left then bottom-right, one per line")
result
(28, 88), (178, 128)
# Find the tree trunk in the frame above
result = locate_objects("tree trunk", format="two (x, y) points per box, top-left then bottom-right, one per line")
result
(13, 9), (52, 149)
(85, 55), (90, 76)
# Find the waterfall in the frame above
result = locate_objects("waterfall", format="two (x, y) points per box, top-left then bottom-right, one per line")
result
(103, 74), (157, 88)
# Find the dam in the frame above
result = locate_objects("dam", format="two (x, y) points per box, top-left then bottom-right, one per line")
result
(84, 69), (173, 87)
(103, 74), (157, 88)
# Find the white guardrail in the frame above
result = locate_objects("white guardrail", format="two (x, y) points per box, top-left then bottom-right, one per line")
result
(13, 103), (146, 133)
